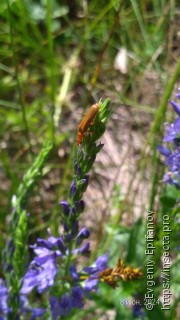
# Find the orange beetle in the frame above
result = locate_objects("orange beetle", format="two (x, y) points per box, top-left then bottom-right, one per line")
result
(76, 103), (99, 145)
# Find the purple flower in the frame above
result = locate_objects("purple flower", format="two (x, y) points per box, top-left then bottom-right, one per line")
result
(20, 295), (46, 319)
(62, 222), (69, 232)
(74, 160), (82, 177)
(50, 294), (72, 318)
(21, 237), (62, 294)
(158, 90), (180, 187)
(71, 287), (84, 308)
(83, 253), (109, 291)
(76, 228), (90, 245)
(70, 181), (77, 198)
(30, 308), (46, 320)
(163, 117), (180, 142)
(0, 280), (46, 318)
(79, 175), (89, 192)
(95, 253), (109, 269)
(32, 244), (61, 264)
(21, 228), (92, 295)
(157, 145), (171, 157)
(83, 253), (108, 275)
(170, 99), (180, 116)
(50, 287), (84, 318)
(74, 200), (85, 214)
(70, 265), (79, 281)
(65, 221), (79, 242)
(0, 280), (10, 315)
(58, 294), (72, 316)
(162, 172), (180, 188)
(21, 259), (57, 294)
(36, 236), (66, 255)
(73, 242), (90, 255)
(56, 237), (66, 254)
(36, 236), (65, 252)
(132, 303), (145, 319)
(50, 296), (62, 320)
(77, 228), (90, 239)
(165, 149), (180, 172)
(59, 201), (71, 215)
(175, 88), (180, 99)
(84, 278), (99, 291)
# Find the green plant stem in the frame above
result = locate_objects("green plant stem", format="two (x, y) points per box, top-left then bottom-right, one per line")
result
(46, 0), (55, 143)
(4, 142), (52, 319)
